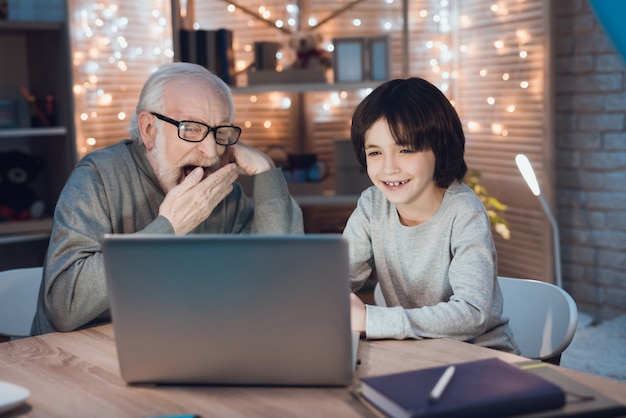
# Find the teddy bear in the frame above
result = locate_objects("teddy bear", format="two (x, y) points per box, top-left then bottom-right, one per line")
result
(288, 31), (332, 71)
(0, 150), (46, 222)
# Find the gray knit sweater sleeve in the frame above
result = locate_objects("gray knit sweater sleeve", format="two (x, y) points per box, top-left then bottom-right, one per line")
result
(343, 182), (519, 353)
(31, 140), (303, 335)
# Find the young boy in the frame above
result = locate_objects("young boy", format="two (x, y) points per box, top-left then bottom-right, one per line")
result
(344, 77), (519, 353)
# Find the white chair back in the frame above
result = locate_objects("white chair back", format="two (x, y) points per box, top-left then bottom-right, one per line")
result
(373, 276), (578, 363)
(0, 267), (43, 338)
(498, 276), (577, 363)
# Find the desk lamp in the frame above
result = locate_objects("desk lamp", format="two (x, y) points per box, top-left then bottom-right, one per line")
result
(515, 154), (562, 288)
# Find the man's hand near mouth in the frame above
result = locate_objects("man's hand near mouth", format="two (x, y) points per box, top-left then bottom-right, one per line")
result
(159, 163), (239, 234)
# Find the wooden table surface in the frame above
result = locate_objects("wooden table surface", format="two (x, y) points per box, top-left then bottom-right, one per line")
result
(1, 324), (625, 417)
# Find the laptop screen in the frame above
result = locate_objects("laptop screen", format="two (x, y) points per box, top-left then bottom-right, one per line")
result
(102, 233), (355, 386)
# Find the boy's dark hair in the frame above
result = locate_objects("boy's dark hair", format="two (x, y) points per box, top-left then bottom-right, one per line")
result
(350, 77), (468, 188)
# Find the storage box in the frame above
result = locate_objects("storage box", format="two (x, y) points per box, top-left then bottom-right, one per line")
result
(334, 139), (372, 195)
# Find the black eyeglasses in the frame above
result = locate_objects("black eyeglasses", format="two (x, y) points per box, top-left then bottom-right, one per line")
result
(151, 112), (241, 146)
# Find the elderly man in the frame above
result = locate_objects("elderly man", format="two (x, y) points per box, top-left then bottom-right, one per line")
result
(31, 62), (303, 335)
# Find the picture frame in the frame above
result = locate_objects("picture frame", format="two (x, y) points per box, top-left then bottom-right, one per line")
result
(368, 35), (390, 81)
(332, 37), (367, 82)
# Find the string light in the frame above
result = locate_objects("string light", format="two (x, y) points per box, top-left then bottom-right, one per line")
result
(69, 1), (538, 156)
(71, 0), (171, 157)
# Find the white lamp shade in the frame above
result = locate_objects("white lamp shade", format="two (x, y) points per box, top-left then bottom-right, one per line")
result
(515, 154), (541, 196)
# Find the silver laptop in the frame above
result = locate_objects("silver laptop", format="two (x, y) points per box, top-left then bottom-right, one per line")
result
(101, 233), (357, 386)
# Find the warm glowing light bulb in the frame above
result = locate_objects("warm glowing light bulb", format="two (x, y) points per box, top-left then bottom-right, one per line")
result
(467, 121), (480, 132)
(280, 97), (291, 109)
(459, 15), (471, 28)
(516, 29), (530, 43)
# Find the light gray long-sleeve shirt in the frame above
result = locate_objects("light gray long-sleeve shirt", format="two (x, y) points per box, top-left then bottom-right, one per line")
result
(343, 182), (519, 353)
(31, 140), (303, 335)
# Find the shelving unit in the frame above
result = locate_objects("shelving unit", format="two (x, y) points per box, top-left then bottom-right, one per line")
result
(169, 0), (403, 232)
(0, 8), (76, 269)
(231, 80), (382, 95)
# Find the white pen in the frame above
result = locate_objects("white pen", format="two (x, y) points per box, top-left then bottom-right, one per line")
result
(428, 365), (456, 403)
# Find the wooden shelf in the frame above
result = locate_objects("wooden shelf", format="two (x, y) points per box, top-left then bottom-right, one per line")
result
(0, 126), (67, 138)
(0, 20), (63, 33)
(0, 2), (76, 269)
(232, 80), (383, 94)
(0, 218), (53, 244)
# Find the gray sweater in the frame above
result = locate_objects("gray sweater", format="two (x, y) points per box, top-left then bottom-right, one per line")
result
(31, 140), (303, 335)
(343, 182), (519, 353)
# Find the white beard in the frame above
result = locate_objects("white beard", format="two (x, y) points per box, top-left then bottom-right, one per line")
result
(149, 126), (221, 193)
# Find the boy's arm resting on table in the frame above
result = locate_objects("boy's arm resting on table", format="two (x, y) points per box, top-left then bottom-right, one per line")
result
(366, 209), (498, 341)
(345, 193), (501, 342)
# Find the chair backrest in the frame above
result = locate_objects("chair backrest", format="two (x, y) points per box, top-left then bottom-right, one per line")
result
(0, 267), (43, 338)
(498, 276), (577, 362)
(372, 276), (578, 363)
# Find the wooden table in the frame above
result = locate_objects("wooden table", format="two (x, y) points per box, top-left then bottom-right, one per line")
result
(1, 324), (625, 417)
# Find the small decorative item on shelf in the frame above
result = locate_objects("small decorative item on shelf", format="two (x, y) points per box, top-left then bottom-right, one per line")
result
(178, 28), (235, 85)
(248, 31), (331, 85)
(19, 87), (56, 128)
(254, 41), (280, 71)
(283, 153), (326, 196)
(367, 35), (391, 81)
(287, 31), (332, 72)
(332, 35), (390, 83)
(0, 150), (45, 222)
(332, 37), (366, 82)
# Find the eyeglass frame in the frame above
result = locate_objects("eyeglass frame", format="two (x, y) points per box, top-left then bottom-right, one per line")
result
(150, 112), (241, 146)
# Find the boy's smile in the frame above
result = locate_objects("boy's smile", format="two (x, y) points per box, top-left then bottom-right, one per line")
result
(364, 118), (445, 225)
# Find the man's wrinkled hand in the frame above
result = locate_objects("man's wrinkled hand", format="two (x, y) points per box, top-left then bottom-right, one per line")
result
(159, 163), (239, 234)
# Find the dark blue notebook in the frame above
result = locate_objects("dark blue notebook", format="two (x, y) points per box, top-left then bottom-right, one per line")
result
(359, 358), (565, 418)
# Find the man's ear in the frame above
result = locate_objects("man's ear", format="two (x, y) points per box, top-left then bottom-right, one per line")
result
(138, 112), (157, 150)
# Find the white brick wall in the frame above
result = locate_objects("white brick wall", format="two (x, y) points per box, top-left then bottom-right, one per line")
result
(554, 0), (626, 320)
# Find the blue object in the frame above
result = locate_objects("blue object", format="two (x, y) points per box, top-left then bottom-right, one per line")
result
(589, 0), (626, 61)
